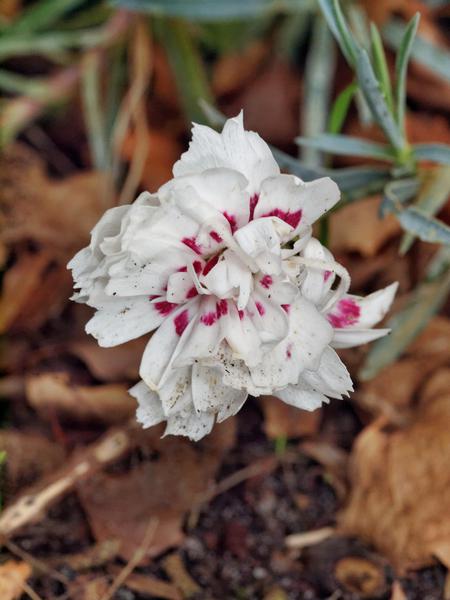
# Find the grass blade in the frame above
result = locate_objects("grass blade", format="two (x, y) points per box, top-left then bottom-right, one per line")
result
(360, 247), (450, 380)
(400, 166), (450, 254)
(394, 13), (420, 137)
(296, 134), (395, 161)
(301, 15), (336, 167)
(383, 18), (450, 84)
(156, 18), (213, 124)
(414, 144), (450, 165)
(328, 82), (357, 134)
(7, 0), (86, 34)
(355, 47), (405, 152)
(370, 23), (394, 113)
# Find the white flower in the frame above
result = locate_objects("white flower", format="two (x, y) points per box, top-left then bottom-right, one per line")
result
(69, 113), (397, 441)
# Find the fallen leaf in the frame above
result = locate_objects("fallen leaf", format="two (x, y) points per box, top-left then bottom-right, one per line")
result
(121, 127), (182, 193)
(162, 552), (201, 598)
(226, 58), (300, 148)
(0, 561), (31, 600)
(0, 143), (109, 255)
(66, 574), (109, 600)
(26, 372), (136, 424)
(77, 421), (236, 562)
(390, 580), (408, 600)
(213, 41), (269, 96)
(260, 396), (321, 439)
(330, 196), (401, 258)
(54, 540), (121, 571)
(0, 429), (65, 497)
(112, 570), (181, 600)
(0, 251), (71, 334)
(340, 390), (450, 570)
(334, 556), (386, 598)
(69, 337), (146, 382)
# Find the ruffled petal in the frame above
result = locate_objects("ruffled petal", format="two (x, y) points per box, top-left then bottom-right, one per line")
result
(173, 112), (279, 194)
(332, 327), (391, 349)
(129, 381), (165, 428)
(164, 398), (215, 441)
(276, 383), (328, 411)
(234, 218), (288, 275)
(192, 364), (247, 422)
(85, 295), (165, 347)
(302, 347), (353, 399)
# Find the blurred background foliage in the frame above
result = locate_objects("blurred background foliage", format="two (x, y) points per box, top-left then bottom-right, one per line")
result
(0, 0), (449, 376)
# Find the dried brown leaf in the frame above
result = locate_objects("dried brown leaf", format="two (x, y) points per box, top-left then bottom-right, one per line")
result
(25, 372), (136, 424)
(340, 390), (450, 570)
(162, 553), (200, 598)
(334, 556), (386, 598)
(77, 421), (235, 562)
(260, 396), (321, 439)
(0, 561), (32, 600)
(330, 196), (401, 258)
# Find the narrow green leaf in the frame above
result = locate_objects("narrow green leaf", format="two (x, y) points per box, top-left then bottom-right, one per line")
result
(317, 0), (357, 65)
(156, 18), (213, 124)
(8, 0), (86, 34)
(328, 82), (357, 134)
(414, 144), (450, 165)
(110, 0), (315, 21)
(360, 247), (450, 380)
(296, 134), (395, 161)
(400, 166), (450, 254)
(81, 52), (110, 170)
(383, 18), (450, 84)
(383, 178), (450, 245)
(301, 15), (336, 167)
(370, 23), (394, 113)
(0, 69), (49, 98)
(355, 47), (405, 152)
(394, 13), (420, 137)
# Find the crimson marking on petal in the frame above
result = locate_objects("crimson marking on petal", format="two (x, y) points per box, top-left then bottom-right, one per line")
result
(155, 301), (177, 316)
(249, 193), (259, 221)
(174, 309), (189, 335)
(281, 304), (290, 313)
(148, 294), (159, 300)
(200, 312), (217, 326)
(202, 254), (219, 276)
(260, 275), (273, 289)
(327, 298), (361, 328)
(182, 237), (202, 255)
(324, 270), (332, 282)
(209, 230), (223, 243)
(238, 309), (244, 320)
(193, 260), (203, 274)
(216, 299), (228, 318)
(223, 211), (237, 233)
(186, 286), (198, 299)
(255, 301), (265, 316)
(261, 208), (302, 229)
(177, 266), (188, 273)
(286, 343), (292, 359)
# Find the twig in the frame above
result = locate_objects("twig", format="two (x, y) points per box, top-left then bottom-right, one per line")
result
(5, 540), (69, 585)
(285, 526), (335, 549)
(99, 518), (159, 600)
(21, 581), (44, 600)
(0, 422), (137, 539)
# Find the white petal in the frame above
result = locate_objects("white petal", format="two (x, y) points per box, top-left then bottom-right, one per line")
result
(85, 296), (165, 347)
(173, 112), (279, 193)
(276, 383), (328, 411)
(332, 327), (391, 349)
(129, 381), (165, 428)
(158, 367), (192, 416)
(254, 175), (340, 236)
(299, 238), (335, 306)
(326, 283), (398, 330)
(246, 291), (289, 345)
(191, 364), (247, 421)
(164, 400), (215, 442)
(302, 347), (353, 399)
(139, 298), (200, 388)
(234, 218), (286, 275)
(221, 302), (263, 367)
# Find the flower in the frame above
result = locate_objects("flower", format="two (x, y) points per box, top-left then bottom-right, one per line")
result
(69, 113), (397, 441)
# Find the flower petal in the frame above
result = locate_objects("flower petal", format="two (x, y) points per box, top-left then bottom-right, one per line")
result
(164, 398), (215, 441)
(173, 112), (279, 194)
(129, 381), (165, 428)
(332, 327), (391, 349)
(276, 383), (328, 411)
(302, 347), (353, 399)
(192, 364), (247, 421)
(85, 295), (165, 347)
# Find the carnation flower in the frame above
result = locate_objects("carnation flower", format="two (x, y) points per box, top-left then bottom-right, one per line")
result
(69, 113), (397, 441)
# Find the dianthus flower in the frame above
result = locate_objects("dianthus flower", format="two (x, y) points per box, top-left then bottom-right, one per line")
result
(69, 113), (396, 440)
